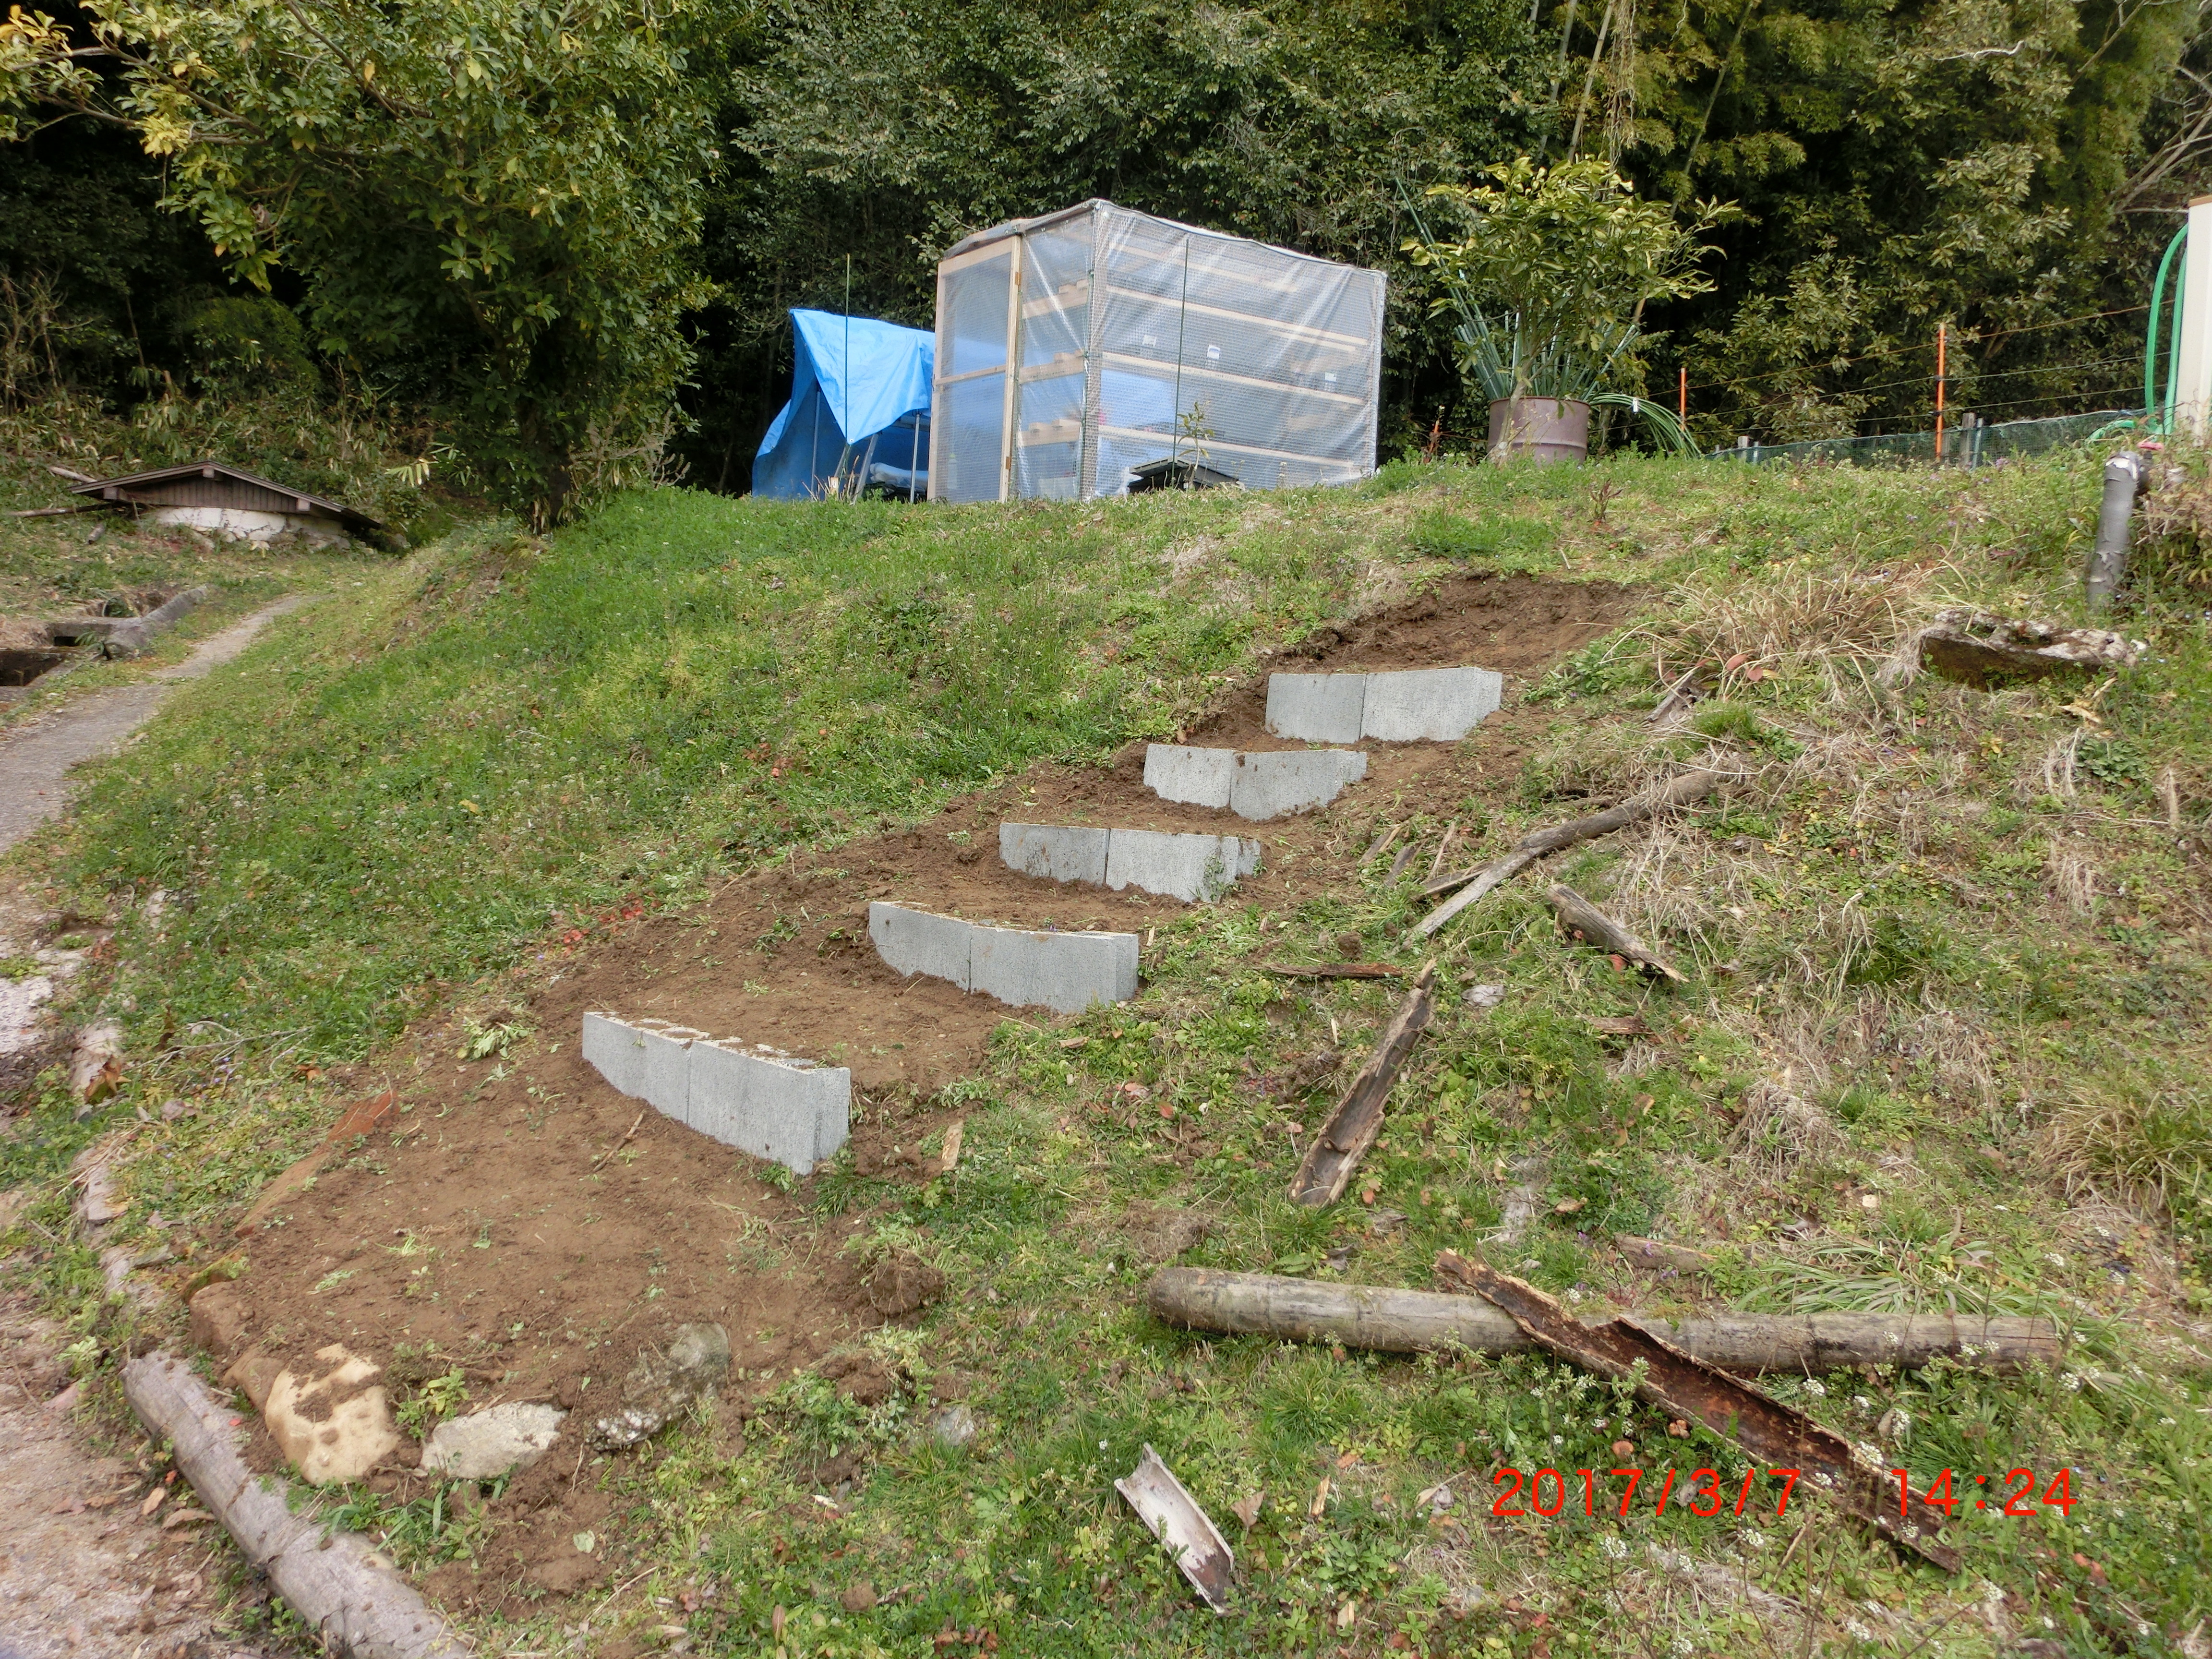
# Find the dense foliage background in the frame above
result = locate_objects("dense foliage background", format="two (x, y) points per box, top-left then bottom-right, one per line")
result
(3, 0), (2207, 509)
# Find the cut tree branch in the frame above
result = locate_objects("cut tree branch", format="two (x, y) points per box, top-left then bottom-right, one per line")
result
(1435, 1254), (1961, 1570)
(1413, 769), (1719, 939)
(1143, 1266), (2062, 1373)
(1288, 962), (1435, 1205)
(1546, 883), (1683, 980)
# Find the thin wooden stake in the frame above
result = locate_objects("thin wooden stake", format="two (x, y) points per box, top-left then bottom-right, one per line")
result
(1288, 963), (1436, 1206)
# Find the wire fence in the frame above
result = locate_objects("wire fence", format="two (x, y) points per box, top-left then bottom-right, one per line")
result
(1706, 407), (2141, 467)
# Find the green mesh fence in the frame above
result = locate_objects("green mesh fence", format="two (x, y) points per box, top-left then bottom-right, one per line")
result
(1706, 409), (2144, 467)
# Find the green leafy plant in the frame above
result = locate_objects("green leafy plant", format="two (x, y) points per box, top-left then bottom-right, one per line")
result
(1404, 158), (1731, 405)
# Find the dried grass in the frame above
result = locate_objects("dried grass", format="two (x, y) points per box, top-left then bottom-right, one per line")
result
(2044, 840), (2101, 915)
(2044, 1080), (2212, 1227)
(1659, 561), (1947, 676)
(1725, 1075), (1846, 1180)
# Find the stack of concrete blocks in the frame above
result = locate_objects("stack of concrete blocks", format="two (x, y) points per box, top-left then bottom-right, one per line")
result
(1142, 745), (1368, 820)
(869, 902), (1138, 1014)
(580, 1012), (849, 1176)
(998, 822), (1262, 904)
(1264, 666), (1502, 743)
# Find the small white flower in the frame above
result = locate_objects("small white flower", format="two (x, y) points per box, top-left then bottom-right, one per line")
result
(1672, 1635), (1694, 1656)
(1603, 1535), (1629, 1560)
(1743, 1529), (1768, 1550)
(1803, 1379), (1827, 1397)
(1846, 1619), (1875, 1641)
(2046, 1252), (2066, 1267)
(2063, 1371), (2086, 1392)
(1854, 1395), (1874, 1412)
(2044, 1617), (2057, 1630)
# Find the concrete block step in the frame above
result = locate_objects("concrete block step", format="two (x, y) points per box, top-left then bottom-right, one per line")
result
(580, 1012), (849, 1176)
(999, 822), (1261, 903)
(868, 901), (1138, 1014)
(1142, 744), (1368, 820)
(1264, 665), (1502, 743)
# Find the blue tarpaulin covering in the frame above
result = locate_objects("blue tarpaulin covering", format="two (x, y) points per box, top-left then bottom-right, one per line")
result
(753, 309), (935, 499)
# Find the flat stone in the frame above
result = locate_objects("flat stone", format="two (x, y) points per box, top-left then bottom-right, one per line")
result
(868, 901), (971, 990)
(928, 1404), (979, 1450)
(969, 921), (1139, 1014)
(264, 1345), (400, 1486)
(421, 1402), (567, 1480)
(1358, 666), (1502, 741)
(1265, 673), (1368, 744)
(689, 1038), (850, 1175)
(999, 822), (1109, 885)
(1142, 744), (1236, 809)
(1229, 748), (1367, 819)
(1103, 829), (1261, 903)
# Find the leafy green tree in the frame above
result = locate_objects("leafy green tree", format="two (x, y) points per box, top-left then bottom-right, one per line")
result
(1406, 156), (1729, 402)
(4, 0), (722, 514)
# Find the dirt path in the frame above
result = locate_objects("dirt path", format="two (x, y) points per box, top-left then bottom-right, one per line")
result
(0, 1290), (291, 1659)
(0, 595), (313, 859)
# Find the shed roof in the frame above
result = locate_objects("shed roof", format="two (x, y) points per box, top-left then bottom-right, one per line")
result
(69, 461), (384, 534)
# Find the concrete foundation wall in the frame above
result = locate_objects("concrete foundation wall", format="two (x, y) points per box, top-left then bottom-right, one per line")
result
(148, 505), (348, 548)
(581, 1012), (849, 1175)
(868, 902), (1138, 1013)
(1264, 667), (1502, 743)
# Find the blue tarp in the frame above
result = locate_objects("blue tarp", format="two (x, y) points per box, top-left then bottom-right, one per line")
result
(752, 309), (935, 499)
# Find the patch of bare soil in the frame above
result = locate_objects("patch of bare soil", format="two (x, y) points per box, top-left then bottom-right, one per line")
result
(0, 1289), (295, 1659)
(203, 570), (1644, 1617)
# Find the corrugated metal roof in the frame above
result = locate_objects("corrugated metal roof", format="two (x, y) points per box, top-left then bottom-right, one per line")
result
(68, 461), (384, 532)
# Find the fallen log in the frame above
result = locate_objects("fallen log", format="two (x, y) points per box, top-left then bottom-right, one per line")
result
(1546, 884), (1683, 981)
(1413, 770), (1719, 939)
(1144, 1266), (2062, 1375)
(121, 1350), (469, 1659)
(1436, 1253), (1958, 1571)
(1288, 962), (1435, 1206)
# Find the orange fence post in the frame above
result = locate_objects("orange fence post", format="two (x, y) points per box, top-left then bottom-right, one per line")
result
(1678, 366), (1687, 422)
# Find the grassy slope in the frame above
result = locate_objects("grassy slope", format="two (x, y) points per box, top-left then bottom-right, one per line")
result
(6, 448), (2212, 1657)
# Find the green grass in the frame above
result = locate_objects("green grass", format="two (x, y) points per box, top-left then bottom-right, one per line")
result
(8, 445), (2212, 1655)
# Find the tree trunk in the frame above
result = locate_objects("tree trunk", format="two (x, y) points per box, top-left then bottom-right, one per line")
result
(121, 1351), (469, 1659)
(1144, 1268), (2061, 1374)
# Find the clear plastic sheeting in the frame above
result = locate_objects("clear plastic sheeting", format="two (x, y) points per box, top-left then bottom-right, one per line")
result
(930, 201), (1385, 503)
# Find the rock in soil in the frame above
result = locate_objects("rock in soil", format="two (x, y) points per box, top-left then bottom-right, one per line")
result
(589, 1323), (731, 1450)
(864, 1250), (945, 1318)
(1908, 610), (2146, 688)
(421, 1402), (567, 1480)
(927, 1404), (979, 1450)
(262, 1345), (401, 1485)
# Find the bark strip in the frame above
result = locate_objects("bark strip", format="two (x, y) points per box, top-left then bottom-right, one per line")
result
(1546, 884), (1684, 981)
(1262, 962), (1406, 981)
(1414, 771), (1719, 938)
(1287, 963), (1436, 1206)
(121, 1351), (470, 1659)
(1143, 1267), (2061, 1375)
(1434, 1253), (1961, 1571)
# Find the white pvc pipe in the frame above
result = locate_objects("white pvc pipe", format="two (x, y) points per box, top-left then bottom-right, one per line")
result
(2176, 195), (2212, 437)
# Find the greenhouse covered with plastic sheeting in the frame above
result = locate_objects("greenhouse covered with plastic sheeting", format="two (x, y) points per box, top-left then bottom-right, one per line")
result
(928, 201), (1385, 503)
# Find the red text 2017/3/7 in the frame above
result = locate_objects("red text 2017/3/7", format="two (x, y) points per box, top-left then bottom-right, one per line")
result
(1490, 1467), (1801, 1520)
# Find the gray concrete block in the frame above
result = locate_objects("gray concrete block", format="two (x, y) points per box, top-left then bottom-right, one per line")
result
(1265, 673), (1368, 744)
(1229, 749), (1367, 820)
(869, 901), (971, 990)
(970, 923), (1140, 1014)
(640, 1025), (704, 1128)
(581, 1011), (649, 1099)
(1103, 829), (1262, 903)
(689, 1039), (851, 1176)
(1142, 744), (1236, 809)
(1000, 821), (1109, 885)
(1358, 666), (1502, 741)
